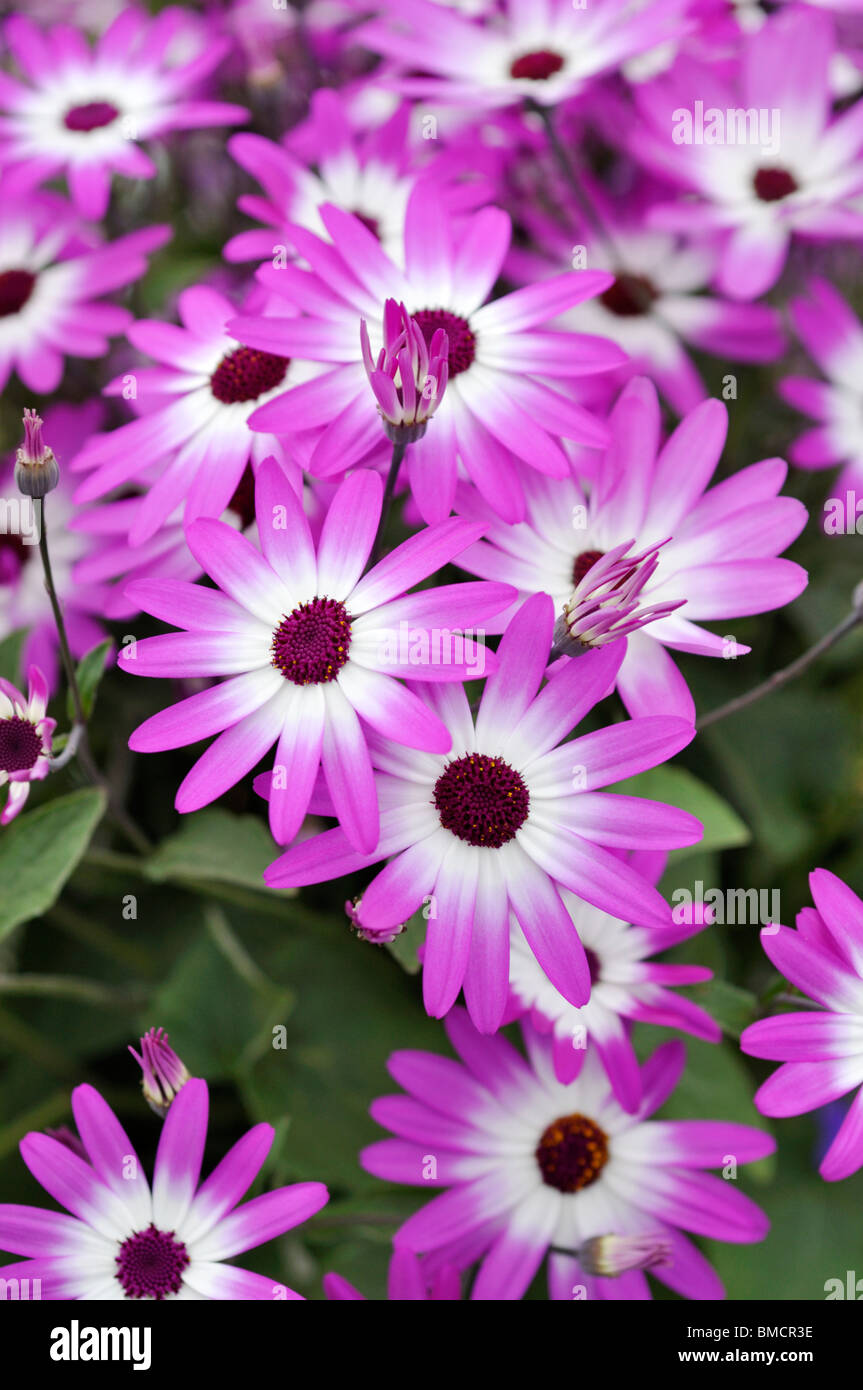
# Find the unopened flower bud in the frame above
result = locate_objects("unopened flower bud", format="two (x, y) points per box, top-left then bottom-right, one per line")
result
(553, 538), (684, 658)
(361, 300), (449, 445)
(129, 1027), (190, 1116)
(44, 1125), (88, 1160)
(15, 409), (59, 499)
(579, 1232), (672, 1277)
(345, 896), (407, 945)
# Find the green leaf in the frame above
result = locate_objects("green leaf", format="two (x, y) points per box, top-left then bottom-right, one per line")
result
(237, 907), (444, 1187)
(145, 807), (287, 895)
(0, 788), (107, 938)
(609, 765), (750, 859)
(384, 909), (424, 975)
(147, 928), (288, 1083)
(685, 977), (759, 1039)
(0, 629), (26, 685)
(67, 639), (112, 723)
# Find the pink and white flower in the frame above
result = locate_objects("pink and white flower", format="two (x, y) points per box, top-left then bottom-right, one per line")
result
(70, 285), (313, 543)
(0, 193), (168, 394)
(121, 459), (512, 853)
(0, 8), (247, 220)
(454, 376), (809, 721)
(226, 92), (486, 267)
(0, 666), (54, 825)
(778, 276), (863, 499)
(0, 1079), (328, 1298)
(362, 1009), (774, 1300)
(265, 592), (701, 1031)
(630, 9), (863, 299)
(229, 183), (623, 525)
(356, 0), (689, 112)
(741, 869), (863, 1182)
(505, 852), (719, 1110)
(509, 194), (785, 415)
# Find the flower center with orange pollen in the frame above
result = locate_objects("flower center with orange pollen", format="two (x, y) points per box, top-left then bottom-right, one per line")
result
(433, 753), (529, 848)
(271, 598), (351, 685)
(210, 346), (289, 404)
(413, 309), (476, 376)
(753, 167), (798, 202)
(0, 269), (36, 318)
(115, 1224), (190, 1300)
(536, 1113), (609, 1193)
(0, 717), (41, 774)
(63, 101), (120, 131)
(510, 51), (565, 81)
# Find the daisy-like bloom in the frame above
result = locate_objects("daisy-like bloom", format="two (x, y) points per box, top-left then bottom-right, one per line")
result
(69, 285), (315, 544)
(129, 1028), (189, 1117)
(361, 1010), (774, 1300)
(509, 190), (785, 416)
(1, 401), (114, 692)
(265, 592), (701, 1032)
(0, 8), (248, 221)
(355, 0), (689, 112)
(455, 376), (809, 721)
(121, 459), (512, 854)
(0, 666), (54, 825)
(226, 92), (487, 267)
(630, 8), (863, 300)
(229, 182), (624, 525)
(505, 860), (720, 1111)
(362, 299), (449, 442)
(324, 1248), (460, 1301)
(0, 1079), (328, 1299)
(778, 277), (863, 501)
(741, 869), (863, 1182)
(0, 192), (168, 394)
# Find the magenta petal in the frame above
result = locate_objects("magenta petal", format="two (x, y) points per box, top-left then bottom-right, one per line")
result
(191, 1182), (329, 1261)
(321, 683), (379, 853)
(476, 592), (554, 747)
(820, 1086), (863, 1181)
(152, 1078), (209, 1231)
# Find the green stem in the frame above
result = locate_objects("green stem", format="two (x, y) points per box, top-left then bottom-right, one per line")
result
(698, 608), (863, 730)
(369, 439), (408, 567)
(0, 972), (145, 1007)
(37, 497), (152, 856)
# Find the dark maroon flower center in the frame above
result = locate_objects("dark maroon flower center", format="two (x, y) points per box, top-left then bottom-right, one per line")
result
(0, 529), (27, 579)
(572, 548), (604, 588)
(536, 1112), (609, 1193)
(413, 308), (476, 377)
(753, 167), (798, 202)
(226, 465), (257, 530)
(0, 717), (42, 774)
(510, 50), (565, 81)
(0, 269), (36, 318)
(433, 753), (529, 848)
(272, 597), (351, 685)
(115, 1224), (190, 1300)
(585, 948), (602, 986)
(210, 347), (290, 405)
(354, 211), (381, 238)
(600, 273), (656, 318)
(63, 101), (120, 132)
